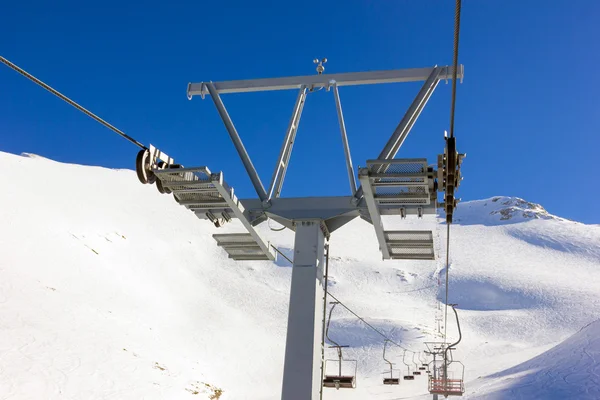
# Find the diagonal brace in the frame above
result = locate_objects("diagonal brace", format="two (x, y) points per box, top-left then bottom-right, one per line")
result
(355, 66), (444, 201)
(378, 66), (443, 160)
(205, 82), (268, 202)
(332, 83), (358, 196)
(210, 172), (275, 260)
(358, 168), (390, 259)
(268, 86), (307, 200)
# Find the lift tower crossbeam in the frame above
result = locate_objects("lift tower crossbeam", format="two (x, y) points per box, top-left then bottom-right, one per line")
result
(187, 66), (463, 96)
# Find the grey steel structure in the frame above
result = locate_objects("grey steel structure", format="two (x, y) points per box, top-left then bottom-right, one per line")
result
(140, 64), (464, 400)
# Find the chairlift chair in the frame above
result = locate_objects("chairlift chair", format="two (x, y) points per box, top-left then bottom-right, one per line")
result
(382, 340), (400, 385)
(419, 351), (429, 368)
(412, 352), (422, 375)
(322, 302), (357, 390)
(402, 350), (415, 380)
(428, 305), (465, 396)
(428, 361), (465, 397)
(418, 351), (427, 370)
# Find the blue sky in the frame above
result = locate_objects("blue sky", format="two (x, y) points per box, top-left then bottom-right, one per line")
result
(1, 1), (598, 223)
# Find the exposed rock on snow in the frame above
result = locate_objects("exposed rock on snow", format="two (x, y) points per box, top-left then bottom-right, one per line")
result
(451, 196), (564, 225)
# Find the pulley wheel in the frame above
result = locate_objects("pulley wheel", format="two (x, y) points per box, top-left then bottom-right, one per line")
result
(155, 161), (167, 194)
(156, 178), (166, 194)
(135, 149), (156, 184)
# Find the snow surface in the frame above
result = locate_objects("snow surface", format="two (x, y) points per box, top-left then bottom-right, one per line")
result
(0, 151), (599, 399)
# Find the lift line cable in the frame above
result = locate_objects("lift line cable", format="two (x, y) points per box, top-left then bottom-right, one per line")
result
(273, 243), (417, 353)
(0, 56), (147, 150)
(444, 224), (451, 341)
(326, 292), (415, 353)
(271, 245), (293, 264)
(448, 0), (462, 140)
(443, 0), (462, 343)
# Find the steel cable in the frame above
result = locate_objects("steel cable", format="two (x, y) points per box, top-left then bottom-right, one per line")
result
(0, 56), (147, 150)
(448, 0), (462, 139)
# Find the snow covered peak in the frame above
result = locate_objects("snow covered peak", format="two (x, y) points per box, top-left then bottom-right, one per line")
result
(452, 196), (563, 225)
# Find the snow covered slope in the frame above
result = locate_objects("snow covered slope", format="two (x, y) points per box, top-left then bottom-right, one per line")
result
(0, 151), (599, 399)
(465, 319), (600, 399)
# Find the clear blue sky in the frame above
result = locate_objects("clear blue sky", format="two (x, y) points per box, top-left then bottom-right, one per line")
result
(1, 1), (598, 223)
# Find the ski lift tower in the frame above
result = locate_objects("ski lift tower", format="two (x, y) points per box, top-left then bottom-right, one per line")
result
(136, 61), (464, 400)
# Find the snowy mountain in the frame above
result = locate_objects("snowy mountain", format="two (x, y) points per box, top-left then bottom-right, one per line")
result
(0, 151), (599, 399)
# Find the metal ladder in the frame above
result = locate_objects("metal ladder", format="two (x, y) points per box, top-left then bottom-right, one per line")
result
(358, 159), (436, 260)
(153, 166), (275, 261)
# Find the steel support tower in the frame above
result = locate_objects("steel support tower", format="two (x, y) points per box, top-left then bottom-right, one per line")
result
(141, 63), (464, 400)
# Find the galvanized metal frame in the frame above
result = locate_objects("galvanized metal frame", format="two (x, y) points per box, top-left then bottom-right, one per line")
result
(354, 66), (444, 199)
(357, 168), (390, 259)
(205, 82), (268, 202)
(148, 143), (174, 167)
(332, 83), (358, 196)
(268, 86), (307, 200)
(378, 66), (444, 161)
(182, 64), (465, 400)
(187, 66), (463, 96)
(210, 172), (275, 260)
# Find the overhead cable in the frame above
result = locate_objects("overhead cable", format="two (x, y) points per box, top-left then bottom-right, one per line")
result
(0, 56), (147, 150)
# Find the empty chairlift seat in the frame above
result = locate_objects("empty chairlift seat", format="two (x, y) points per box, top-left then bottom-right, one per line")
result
(322, 354), (357, 390)
(322, 375), (356, 389)
(428, 378), (465, 396)
(381, 340), (400, 385)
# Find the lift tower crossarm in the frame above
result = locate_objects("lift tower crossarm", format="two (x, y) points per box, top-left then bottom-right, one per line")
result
(354, 66), (446, 201)
(377, 66), (444, 161)
(187, 66), (463, 97)
(205, 82), (269, 202)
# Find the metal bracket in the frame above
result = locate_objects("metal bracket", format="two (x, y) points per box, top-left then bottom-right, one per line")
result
(210, 172), (275, 260)
(148, 144), (174, 168)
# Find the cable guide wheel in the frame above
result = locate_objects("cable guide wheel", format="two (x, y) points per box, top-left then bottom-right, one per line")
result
(136, 149), (156, 184)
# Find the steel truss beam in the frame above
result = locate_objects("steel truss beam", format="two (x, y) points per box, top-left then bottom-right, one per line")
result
(332, 83), (358, 196)
(210, 172), (275, 260)
(357, 169), (391, 259)
(205, 82), (268, 202)
(354, 66), (444, 200)
(187, 66), (463, 97)
(378, 66), (444, 160)
(268, 86), (307, 200)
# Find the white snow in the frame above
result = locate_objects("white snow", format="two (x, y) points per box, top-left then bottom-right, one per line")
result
(0, 151), (599, 399)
